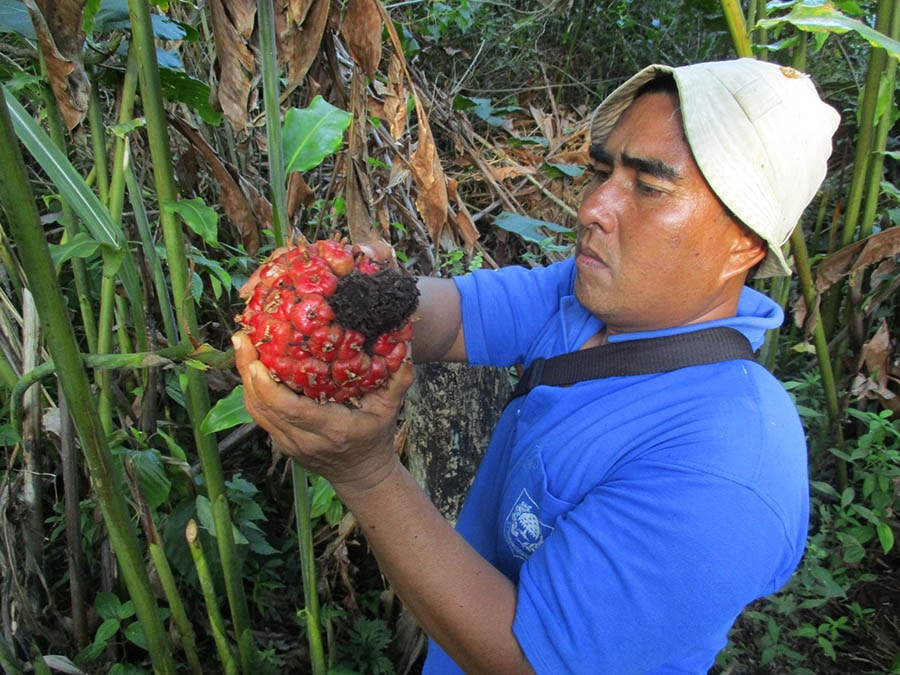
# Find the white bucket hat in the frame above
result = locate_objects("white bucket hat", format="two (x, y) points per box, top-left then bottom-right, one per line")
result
(590, 58), (840, 277)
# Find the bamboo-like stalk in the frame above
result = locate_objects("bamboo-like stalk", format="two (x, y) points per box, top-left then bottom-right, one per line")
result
(720, 0), (753, 58)
(820, 0), (894, 339)
(0, 87), (176, 675)
(40, 61), (98, 354)
(186, 519), (239, 675)
(139, 497), (203, 672)
(859, 2), (899, 241)
(790, 225), (847, 490)
(258, 1), (328, 671)
(124, 0), (254, 660)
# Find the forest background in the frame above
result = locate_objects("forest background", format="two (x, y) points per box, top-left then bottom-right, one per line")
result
(0, 0), (898, 673)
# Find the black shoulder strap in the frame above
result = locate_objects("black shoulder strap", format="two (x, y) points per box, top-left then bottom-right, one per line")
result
(509, 326), (755, 403)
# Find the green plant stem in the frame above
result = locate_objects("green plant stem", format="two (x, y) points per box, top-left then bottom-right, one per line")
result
(41, 62), (98, 353)
(108, 45), (138, 223)
(259, 0), (286, 246)
(293, 466), (327, 674)
(839, 0), (892, 248)
(0, 87), (176, 675)
(720, 0), (753, 57)
(859, 1), (899, 240)
(186, 519), (239, 675)
(789, 226), (847, 491)
(258, 1), (328, 670)
(126, 0), (254, 655)
(88, 78), (110, 207)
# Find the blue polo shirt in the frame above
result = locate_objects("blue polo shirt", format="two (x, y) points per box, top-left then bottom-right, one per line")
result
(422, 259), (808, 674)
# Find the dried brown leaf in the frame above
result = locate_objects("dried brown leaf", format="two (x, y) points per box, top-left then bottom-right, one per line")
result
(410, 118), (449, 243)
(167, 115), (268, 255)
(341, 0), (383, 81)
(815, 227), (900, 292)
(208, 0), (257, 135)
(382, 53), (408, 139)
(863, 320), (891, 386)
(346, 69), (378, 244)
(25, 0), (89, 131)
(277, 0), (330, 93)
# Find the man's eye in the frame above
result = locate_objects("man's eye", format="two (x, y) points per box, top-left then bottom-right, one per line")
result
(586, 165), (610, 182)
(637, 181), (664, 195)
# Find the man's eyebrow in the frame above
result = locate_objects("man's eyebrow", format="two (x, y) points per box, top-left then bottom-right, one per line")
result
(588, 143), (683, 182)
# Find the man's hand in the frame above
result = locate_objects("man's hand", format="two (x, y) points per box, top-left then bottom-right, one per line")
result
(232, 331), (415, 492)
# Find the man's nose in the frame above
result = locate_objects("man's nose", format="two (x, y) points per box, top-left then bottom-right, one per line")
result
(577, 180), (618, 234)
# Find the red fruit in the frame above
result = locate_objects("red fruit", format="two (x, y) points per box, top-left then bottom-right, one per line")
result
(289, 256), (339, 296)
(336, 329), (366, 359)
(307, 324), (343, 362)
(382, 341), (408, 372)
(316, 239), (356, 276)
(236, 239), (419, 404)
(289, 293), (334, 334)
(356, 354), (388, 390)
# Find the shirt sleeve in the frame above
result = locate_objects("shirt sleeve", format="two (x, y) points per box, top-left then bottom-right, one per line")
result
(453, 259), (576, 367)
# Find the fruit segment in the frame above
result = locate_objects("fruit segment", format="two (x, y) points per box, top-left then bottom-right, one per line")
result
(236, 240), (419, 403)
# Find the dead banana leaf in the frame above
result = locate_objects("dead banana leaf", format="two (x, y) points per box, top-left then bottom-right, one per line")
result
(378, 7), (448, 244)
(167, 115), (270, 255)
(815, 226), (900, 292)
(208, 0), (257, 135)
(346, 67), (378, 244)
(342, 0), (383, 81)
(24, 0), (89, 131)
(277, 0), (330, 96)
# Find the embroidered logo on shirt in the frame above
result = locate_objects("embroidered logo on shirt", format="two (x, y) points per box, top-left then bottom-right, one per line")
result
(504, 489), (554, 561)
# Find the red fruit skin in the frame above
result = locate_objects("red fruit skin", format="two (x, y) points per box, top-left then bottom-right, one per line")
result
(306, 324), (343, 362)
(356, 354), (388, 390)
(289, 256), (339, 296)
(316, 240), (355, 276)
(332, 352), (369, 387)
(336, 329), (366, 360)
(239, 242), (415, 402)
(289, 293), (335, 334)
(382, 341), (407, 372)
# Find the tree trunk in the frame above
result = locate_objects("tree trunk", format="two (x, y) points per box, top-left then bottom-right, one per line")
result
(404, 362), (511, 525)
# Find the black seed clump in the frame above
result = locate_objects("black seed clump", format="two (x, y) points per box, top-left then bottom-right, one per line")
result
(329, 270), (420, 344)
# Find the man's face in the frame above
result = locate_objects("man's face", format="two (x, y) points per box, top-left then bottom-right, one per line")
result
(574, 91), (765, 334)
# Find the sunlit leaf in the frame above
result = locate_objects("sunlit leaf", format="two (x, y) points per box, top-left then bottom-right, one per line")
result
(494, 211), (572, 243)
(283, 96), (352, 173)
(162, 197), (218, 245)
(200, 386), (253, 435)
(758, 3), (900, 58)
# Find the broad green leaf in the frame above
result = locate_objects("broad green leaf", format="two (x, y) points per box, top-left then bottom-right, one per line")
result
(95, 591), (122, 621)
(758, 4), (900, 59)
(49, 232), (101, 269)
(494, 211), (572, 243)
(876, 521), (894, 553)
(159, 69), (222, 126)
(0, 0), (33, 37)
(130, 450), (172, 512)
(94, 617), (121, 644)
(283, 96), (352, 173)
(5, 88), (121, 248)
(200, 386), (254, 435)
(123, 621), (148, 649)
(162, 197), (218, 246)
(543, 162), (585, 179)
(93, 0), (186, 40)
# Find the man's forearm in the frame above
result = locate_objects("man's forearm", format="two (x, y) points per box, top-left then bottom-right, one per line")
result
(334, 456), (534, 675)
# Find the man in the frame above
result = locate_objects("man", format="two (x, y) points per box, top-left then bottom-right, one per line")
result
(234, 58), (839, 673)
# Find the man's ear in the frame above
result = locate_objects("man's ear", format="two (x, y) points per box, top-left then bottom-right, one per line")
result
(723, 226), (768, 282)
